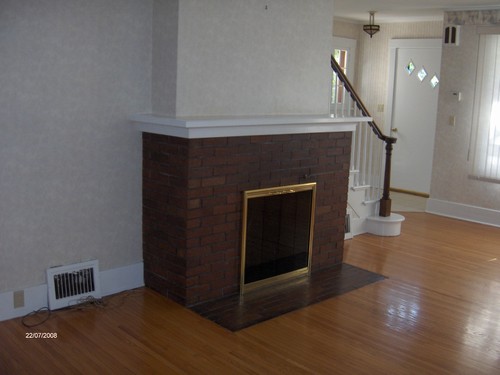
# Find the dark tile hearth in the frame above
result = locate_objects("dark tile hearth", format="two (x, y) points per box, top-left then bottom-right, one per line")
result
(191, 264), (385, 331)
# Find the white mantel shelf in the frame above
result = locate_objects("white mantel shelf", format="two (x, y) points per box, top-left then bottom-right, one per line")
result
(131, 113), (370, 139)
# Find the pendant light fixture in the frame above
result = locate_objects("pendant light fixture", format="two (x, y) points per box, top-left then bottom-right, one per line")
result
(363, 11), (380, 38)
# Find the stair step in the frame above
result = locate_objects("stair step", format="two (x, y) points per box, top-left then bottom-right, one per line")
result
(366, 213), (405, 237)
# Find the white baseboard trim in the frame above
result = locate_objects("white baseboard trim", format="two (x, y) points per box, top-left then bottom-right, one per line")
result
(0, 284), (49, 323)
(0, 262), (144, 322)
(99, 262), (144, 296)
(426, 198), (500, 228)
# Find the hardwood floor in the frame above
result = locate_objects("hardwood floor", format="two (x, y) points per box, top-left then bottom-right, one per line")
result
(2, 212), (500, 374)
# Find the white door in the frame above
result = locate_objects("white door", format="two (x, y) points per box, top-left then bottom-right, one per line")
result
(386, 39), (442, 195)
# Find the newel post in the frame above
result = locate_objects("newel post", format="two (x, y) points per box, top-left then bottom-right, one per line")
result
(379, 139), (395, 217)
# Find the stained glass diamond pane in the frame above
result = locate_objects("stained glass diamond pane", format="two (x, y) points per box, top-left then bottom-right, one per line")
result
(430, 75), (439, 88)
(405, 60), (415, 75)
(418, 67), (428, 82)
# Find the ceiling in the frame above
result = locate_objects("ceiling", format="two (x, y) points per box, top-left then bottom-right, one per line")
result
(334, 0), (500, 23)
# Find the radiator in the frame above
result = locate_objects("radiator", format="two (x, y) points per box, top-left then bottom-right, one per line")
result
(46, 260), (101, 310)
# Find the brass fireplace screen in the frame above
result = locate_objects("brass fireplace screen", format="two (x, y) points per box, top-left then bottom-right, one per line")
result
(240, 183), (316, 294)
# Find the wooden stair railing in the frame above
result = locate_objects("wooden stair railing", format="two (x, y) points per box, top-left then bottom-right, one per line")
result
(331, 55), (397, 217)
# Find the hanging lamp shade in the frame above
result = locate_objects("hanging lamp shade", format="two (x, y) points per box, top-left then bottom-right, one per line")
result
(363, 11), (380, 38)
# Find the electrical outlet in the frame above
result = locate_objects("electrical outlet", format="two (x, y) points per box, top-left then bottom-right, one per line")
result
(449, 115), (456, 126)
(377, 104), (384, 113)
(13, 290), (24, 309)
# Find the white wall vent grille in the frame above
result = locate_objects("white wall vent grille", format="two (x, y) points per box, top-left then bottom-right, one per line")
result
(46, 260), (101, 310)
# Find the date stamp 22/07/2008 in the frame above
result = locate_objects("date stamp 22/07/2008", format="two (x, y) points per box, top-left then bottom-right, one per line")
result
(25, 332), (58, 339)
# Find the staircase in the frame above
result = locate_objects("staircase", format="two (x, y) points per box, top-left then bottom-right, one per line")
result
(346, 171), (379, 237)
(346, 154), (404, 237)
(331, 56), (405, 237)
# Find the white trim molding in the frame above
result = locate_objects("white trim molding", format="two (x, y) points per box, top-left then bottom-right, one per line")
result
(131, 114), (365, 139)
(0, 262), (144, 322)
(426, 198), (500, 228)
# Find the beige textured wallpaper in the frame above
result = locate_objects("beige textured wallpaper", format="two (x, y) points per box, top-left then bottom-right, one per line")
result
(430, 10), (500, 210)
(0, 0), (152, 292)
(175, 0), (334, 116)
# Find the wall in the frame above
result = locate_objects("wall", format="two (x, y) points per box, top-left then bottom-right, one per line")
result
(152, 0), (179, 116)
(428, 10), (500, 221)
(333, 19), (361, 40)
(0, 0), (151, 297)
(174, 0), (334, 116)
(334, 19), (443, 128)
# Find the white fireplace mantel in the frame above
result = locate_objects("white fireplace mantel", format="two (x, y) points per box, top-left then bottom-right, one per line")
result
(131, 113), (370, 139)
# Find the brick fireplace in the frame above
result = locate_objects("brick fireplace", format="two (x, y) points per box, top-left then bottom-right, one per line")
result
(134, 115), (359, 306)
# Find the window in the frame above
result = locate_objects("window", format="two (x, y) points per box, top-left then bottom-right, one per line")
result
(470, 33), (500, 182)
(331, 37), (356, 117)
(332, 49), (348, 105)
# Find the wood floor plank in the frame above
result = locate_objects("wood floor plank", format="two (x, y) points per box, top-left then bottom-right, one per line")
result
(2, 212), (500, 374)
